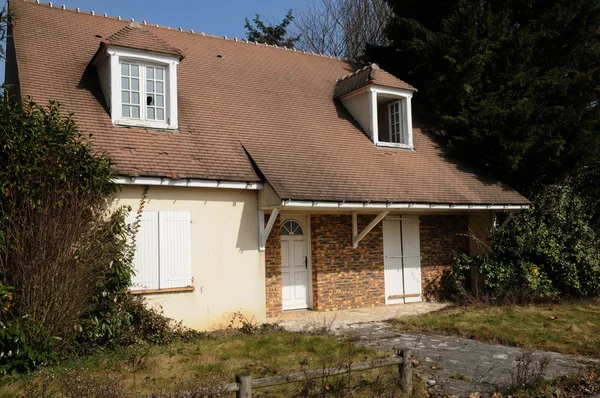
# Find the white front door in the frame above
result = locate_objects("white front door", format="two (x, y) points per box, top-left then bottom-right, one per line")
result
(281, 217), (309, 310)
(383, 216), (422, 304)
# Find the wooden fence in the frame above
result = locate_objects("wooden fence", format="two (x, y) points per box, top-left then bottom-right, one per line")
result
(225, 349), (413, 397)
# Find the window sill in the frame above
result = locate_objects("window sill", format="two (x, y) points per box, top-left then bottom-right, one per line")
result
(376, 142), (414, 150)
(115, 119), (178, 131)
(129, 286), (195, 295)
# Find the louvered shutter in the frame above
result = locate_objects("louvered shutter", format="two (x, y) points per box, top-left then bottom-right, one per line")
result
(128, 211), (160, 290)
(158, 211), (192, 289)
(401, 216), (422, 303)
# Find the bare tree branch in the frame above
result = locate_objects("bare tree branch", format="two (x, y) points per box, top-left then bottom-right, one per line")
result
(293, 0), (392, 59)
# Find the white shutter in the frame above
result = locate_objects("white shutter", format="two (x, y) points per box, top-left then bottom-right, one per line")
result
(401, 216), (422, 303)
(383, 219), (405, 305)
(159, 211), (192, 289)
(128, 211), (160, 290)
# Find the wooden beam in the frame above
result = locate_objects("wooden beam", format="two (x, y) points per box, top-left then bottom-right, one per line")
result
(260, 207), (280, 250)
(499, 212), (514, 229)
(353, 211), (390, 248)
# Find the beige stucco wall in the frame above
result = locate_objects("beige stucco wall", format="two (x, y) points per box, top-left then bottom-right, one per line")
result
(114, 185), (265, 331)
(340, 93), (371, 138)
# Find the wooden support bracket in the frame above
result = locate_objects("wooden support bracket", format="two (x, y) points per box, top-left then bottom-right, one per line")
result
(352, 211), (390, 248)
(259, 207), (280, 251)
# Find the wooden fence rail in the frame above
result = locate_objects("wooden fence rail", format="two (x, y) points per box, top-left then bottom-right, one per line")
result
(225, 349), (412, 397)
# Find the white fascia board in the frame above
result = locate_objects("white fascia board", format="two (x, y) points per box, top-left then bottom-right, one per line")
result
(280, 200), (529, 210)
(369, 85), (414, 98)
(114, 176), (263, 190)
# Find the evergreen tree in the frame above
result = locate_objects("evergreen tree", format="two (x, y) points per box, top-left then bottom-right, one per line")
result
(244, 10), (300, 47)
(369, 0), (600, 208)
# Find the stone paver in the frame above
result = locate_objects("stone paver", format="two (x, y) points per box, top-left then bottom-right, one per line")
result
(346, 321), (592, 396)
(273, 304), (595, 396)
(270, 302), (450, 331)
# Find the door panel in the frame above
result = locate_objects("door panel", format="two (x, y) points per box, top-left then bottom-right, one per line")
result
(383, 219), (404, 304)
(401, 217), (422, 303)
(281, 217), (309, 310)
(383, 216), (422, 304)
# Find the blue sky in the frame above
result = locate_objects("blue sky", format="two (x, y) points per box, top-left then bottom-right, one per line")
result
(1, 0), (300, 82)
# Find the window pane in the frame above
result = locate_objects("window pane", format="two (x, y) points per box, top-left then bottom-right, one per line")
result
(121, 91), (130, 104)
(131, 106), (140, 119)
(156, 68), (164, 80)
(121, 77), (129, 90)
(131, 64), (139, 77)
(147, 108), (155, 120)
(147, 95), (154, 106)
(156, 95), (164, 107)
(131, 78), (139, 91)
(121, 63), (129, 76)
(132, 92), (140, 105)
(147, 66), (154, 79)
(147, 81), (154, 93)
(157, 108), (164, 121)
(122, 105), (130, 118)
(156, 81), (164, 94)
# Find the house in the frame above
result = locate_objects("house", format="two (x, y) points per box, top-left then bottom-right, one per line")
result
(5, 0), (529, 330)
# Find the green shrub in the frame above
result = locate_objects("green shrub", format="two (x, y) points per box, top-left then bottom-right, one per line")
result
(452, 182), (600, 301)
(0, 99), (191, 372)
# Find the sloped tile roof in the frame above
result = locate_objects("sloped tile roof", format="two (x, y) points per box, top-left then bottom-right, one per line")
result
(334, 64), (417, 98)
(8, 0), (529, 205)
(103, 22), (184, 59)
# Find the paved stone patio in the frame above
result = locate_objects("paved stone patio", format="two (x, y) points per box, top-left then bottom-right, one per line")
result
(269, 302), (450, 331)
(350, 322), (593, 396)
(272, 303), (596, 396)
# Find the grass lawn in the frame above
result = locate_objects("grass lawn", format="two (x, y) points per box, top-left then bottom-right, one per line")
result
(391, 299), (600, 357)
(0, 330), (404, 397)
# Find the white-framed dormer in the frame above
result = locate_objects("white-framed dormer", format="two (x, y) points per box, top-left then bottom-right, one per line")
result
(338, 84), (414, 150)
(96, 46), (179, 130)
(369, 86), (413, 150)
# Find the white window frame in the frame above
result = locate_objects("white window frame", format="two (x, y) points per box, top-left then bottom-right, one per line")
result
(107, 46), (179, 130)
(367, 85), (414, 150)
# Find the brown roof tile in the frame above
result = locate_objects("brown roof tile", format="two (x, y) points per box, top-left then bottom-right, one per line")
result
(334, 64), (417, 98)
(8, 0), (529, 205)
(102, 22), (184, 59)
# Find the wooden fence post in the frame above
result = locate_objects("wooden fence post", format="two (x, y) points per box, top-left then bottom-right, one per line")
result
(398, 349), (413, 394)
(236, 373), (252, 398)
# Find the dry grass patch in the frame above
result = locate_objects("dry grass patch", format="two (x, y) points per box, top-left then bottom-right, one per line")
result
(0, 330), (404, 397)
(390, 299), (600, 357)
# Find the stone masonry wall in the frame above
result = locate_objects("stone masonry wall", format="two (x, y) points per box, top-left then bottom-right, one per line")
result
(311, 214), (385, 311)
(419, 215), (470, 300)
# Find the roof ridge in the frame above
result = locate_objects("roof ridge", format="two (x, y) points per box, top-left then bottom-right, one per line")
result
(336, 63), (378, 82)
(27, 0), (365, 64)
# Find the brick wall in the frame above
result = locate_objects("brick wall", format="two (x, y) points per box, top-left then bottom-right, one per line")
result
(265, 213), (469, 317)
(311, 214), (385, 311)
(419, 215), (469, 300)
(265, 215), (282, 318)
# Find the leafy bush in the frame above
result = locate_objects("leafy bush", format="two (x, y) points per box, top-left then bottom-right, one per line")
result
(0, 99), (194, 372)
(0, 99), (120, 354)
(0, 283), (56, 374)
(452, 182), (600, 301)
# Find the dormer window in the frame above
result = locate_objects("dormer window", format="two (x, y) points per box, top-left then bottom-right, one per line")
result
(334, 64), (416, 150)
(388, 100), (408, 145)
(121, 62), (167, 123)
(93, 23), (183, 130)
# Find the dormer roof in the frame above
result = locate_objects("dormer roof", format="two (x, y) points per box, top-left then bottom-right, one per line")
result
(102, 22), (184, 60)
(334, 64), (417, 98)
